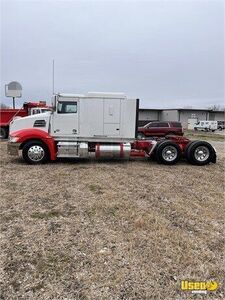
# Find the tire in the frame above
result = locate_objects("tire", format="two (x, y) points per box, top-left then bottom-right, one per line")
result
(137, 132), (145, 139)
(184, 141), (197, 159)
(22, 140), (49, 164)
(0, 127), (8, 139)
(156, 141), (181, 165)
(186, 141), (216, 165)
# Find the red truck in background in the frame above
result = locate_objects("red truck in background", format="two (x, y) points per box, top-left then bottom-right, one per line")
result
(0, 101), (51, 139)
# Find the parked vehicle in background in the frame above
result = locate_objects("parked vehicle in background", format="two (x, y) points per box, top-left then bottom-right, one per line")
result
(138, 121), (183, 139)
(194, 121), (217, 132)
(0, 102), (51, 139)
(217, 121), (225, 131)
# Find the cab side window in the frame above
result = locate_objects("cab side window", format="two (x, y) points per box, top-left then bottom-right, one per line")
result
(58, 101), (77, 113)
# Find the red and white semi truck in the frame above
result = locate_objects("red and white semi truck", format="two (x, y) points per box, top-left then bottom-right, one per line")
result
(8, 92), (216, 165)
(0, 101), (51, 139)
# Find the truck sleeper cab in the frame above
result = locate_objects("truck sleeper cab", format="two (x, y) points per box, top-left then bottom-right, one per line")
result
(8, 92), (216, 166)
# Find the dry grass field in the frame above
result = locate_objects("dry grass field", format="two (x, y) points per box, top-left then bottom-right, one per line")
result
(0, 135), (224, 299)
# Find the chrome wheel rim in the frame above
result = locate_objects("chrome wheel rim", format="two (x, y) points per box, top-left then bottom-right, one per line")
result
(194, 146), (210, 162)
(162, 146), (178, 161)
(28, 145), (45, 161)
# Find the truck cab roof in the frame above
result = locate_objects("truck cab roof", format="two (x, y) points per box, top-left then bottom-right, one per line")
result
(57, 92), (126, 99)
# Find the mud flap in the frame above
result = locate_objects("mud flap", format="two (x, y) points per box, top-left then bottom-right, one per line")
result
(211, 149), (217, 163)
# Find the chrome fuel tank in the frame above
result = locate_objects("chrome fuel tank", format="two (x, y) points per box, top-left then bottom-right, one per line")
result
(95, 143), (131, 159)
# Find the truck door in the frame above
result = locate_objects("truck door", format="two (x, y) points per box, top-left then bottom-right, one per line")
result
(51, 98), (79, 137)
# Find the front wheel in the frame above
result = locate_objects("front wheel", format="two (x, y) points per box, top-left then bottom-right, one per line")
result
(155, 141), (181, 165)
(22, 140), (49, 164)
(185, 141), (216, 165)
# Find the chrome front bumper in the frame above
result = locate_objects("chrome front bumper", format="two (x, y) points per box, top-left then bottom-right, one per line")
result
(7, 142), (21, 156)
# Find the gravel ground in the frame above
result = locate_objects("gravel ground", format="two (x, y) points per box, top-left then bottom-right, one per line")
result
(0, 138), (224, 300)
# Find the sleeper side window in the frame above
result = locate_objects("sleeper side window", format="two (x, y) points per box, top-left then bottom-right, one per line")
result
(58, 101), (77, 114)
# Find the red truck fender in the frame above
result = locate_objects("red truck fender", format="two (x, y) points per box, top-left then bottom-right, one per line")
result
(10, 129), (57, 160)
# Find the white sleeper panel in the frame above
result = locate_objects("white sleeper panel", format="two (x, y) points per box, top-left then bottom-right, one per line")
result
(79, 98), (104, 137)
(104, 99), (121, 124)
(104, 123), (120, 136)
(120, 99), (137, 138)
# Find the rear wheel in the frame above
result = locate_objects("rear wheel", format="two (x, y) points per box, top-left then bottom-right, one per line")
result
(22, 140), (49, 164)
(156, 141), (181, 165)
(186, 141), (216, 165)
(184, 141), (196, 159)
(0, 127), (8, 139)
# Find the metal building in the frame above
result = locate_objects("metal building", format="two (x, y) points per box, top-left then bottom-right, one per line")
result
(138, 108), (225, 128)
(138, 109), (162, 126)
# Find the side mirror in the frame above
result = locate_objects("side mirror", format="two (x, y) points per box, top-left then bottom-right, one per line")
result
(52, 95), (57, 111)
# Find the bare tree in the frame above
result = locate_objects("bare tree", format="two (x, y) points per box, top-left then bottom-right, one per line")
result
(208, 105), (225, 111)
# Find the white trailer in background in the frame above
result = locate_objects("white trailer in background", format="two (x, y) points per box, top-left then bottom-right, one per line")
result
(194, 121), (218, 132)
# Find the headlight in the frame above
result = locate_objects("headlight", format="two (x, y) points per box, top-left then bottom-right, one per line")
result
(9, 136), (19, 143)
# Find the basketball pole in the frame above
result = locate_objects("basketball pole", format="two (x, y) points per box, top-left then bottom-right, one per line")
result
(13, 97), (15, 109)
